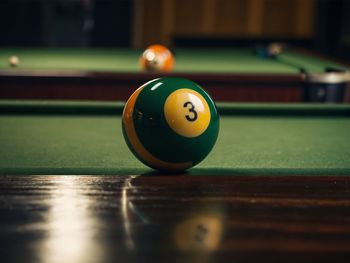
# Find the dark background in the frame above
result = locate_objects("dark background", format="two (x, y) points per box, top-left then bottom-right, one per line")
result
(0, 0), (349, 61)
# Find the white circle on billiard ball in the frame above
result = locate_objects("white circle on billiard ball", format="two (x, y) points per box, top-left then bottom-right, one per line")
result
(9, 56), (19, 67)
(143, 50), (165, 70)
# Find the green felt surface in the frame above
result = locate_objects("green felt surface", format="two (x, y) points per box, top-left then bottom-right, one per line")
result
(0, 101), (350, 175)
(0, 48), (346, 73)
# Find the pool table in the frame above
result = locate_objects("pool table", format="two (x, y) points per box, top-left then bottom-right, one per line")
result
(0, 100), (350, 262)
(0, 47), (349, 103)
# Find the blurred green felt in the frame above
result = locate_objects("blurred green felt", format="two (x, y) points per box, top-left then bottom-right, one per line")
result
(0, 101), (349, 175)
(0, 48), (346, 73)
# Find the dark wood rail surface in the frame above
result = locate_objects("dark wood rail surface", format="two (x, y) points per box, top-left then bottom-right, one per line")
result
(0, 175), (349, 262)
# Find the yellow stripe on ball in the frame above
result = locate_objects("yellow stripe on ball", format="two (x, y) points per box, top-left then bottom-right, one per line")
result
(164, 88), (211, 138)
(123, 86), (192, 170)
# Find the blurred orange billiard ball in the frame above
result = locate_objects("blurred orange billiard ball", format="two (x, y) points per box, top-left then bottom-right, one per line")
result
(139, 44), (174, 72)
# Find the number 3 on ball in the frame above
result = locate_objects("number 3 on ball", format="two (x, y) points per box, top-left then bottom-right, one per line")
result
(184, 101), (198, 122)
(164, 88), (211, 138)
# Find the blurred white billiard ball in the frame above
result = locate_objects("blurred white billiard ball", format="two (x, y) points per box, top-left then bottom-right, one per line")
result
(9, 56), (19, 67)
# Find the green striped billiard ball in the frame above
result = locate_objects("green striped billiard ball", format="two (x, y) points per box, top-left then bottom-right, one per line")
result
(122, 77), (220, 171)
